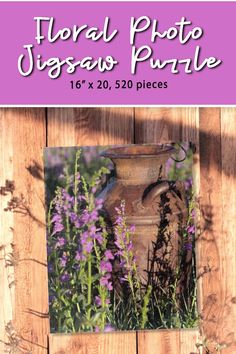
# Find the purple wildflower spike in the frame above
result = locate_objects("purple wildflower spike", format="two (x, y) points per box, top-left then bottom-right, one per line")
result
(104, 250), (114, 260)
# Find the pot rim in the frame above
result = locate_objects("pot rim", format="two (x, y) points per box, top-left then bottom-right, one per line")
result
(100, 144), (176, 159)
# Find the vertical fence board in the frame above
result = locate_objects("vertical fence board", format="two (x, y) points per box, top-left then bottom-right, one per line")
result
(47, 108), (136, 353)
(47, 108), (134, 146)
(199, 108), (224, 353)
(0, 111), (14, 353)
(198, 108), (236, 353)
(0, 109), (49, 354)
(219, 108), (236, 353)
(135, 107), (200, 353)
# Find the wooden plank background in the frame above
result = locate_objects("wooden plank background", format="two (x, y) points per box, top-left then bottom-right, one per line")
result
(49, 331), (137, 354)
(0, 107), (235, 353)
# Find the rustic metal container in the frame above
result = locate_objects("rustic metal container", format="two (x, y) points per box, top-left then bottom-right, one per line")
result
(100, 144), (187, 283)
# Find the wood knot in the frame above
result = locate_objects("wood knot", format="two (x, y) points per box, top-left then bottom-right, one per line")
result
(231, 297), (236, 304)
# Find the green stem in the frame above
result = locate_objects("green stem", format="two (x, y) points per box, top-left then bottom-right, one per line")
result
(76, 302), (81, 314)
(65, 167), (70, 241)
(71, 317), (76, 332)
(87, 255), (92, 324)
(74, 150), (81, 214)
(47, 200), (53, 235)
(93, 238), (109, 331)
(127, 273), (139, 322)
(101, 291), (106, 331)
(141, 285), (152, 329)
(66, 216), (70, 241)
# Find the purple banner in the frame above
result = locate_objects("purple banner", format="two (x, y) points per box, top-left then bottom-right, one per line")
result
(0, 2), (235, 105)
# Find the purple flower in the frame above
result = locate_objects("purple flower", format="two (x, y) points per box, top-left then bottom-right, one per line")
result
(81, 211), (90, 224)
(92, 186), (97, 194)
(107, 282), (113, 291)
(114, 240), (122, 250)
(129, 225), (135, 233)
(95, 198), (104, 209)
(81, 231), (89, 244)
(59, 254), (67, 267)
(95, 296), (110, 306)
(74, 219), (82, 228)
(78, 195), (86, 202)
(70, 213), (77, 222)
(89, 225), (97, 237)
(187, 225), (195, 234)
(100, 276), (108, 286)
(119, 260), (126, 268)
(85, 240), (93, 253)
(95, 232), (103, 245)
(176, 161), (185, 169)
(52, 214), (62, 223)
(166, 158), (174, 175)
(127, 241), (133, 252)
(100, 260), (112, 273)
(60, 273), (70, 282)
(100, 275), (112, 290)
(62, 189), (74, 203)
(48, 263), (54, 273)
(55, 237), (66, 248)
(69, 212), (77, 223)
(100, 277), (108, 286)
(82, 208), (99, 224)
(89, 210), (99, 222)
(75, 250), (81, 261)
(120, 276), (128, 283)
(105, 250), (114, 260)
(52, 221), (64, 235)
(95, 296), (102, 306)
(184, 242), (192, 251)
(49, 294), (56, 304)
(51, 207), (64, 235)
(115, 216), (123, 225)
(104, 324), (115, 332)
(184, 178), (193, 191)
(114, 201), (138, 284)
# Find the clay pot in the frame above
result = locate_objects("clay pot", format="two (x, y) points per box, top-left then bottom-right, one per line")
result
(100, 144), (188, 283)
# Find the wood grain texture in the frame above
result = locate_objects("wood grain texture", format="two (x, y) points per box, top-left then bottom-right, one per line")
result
(0, 109), (49, 353)
(135, 107), (199, 143)
(219, 108), (236, 354)
(198, 108), (223, 353)
(47, 108), (134, 146)
(0, 110), (14, 353)
(198, 108), (236, 353)
(49, 331), (136, 354)
(138, 329), (200, 354)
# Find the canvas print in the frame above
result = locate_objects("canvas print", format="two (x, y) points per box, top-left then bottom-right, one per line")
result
(44, 143), (198, 333)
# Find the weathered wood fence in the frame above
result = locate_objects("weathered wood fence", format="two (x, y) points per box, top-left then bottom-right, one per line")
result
(0, 108), (235, 353)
